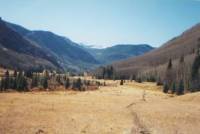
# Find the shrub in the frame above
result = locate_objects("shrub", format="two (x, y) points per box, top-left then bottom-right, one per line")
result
(136, 77), (142, 83)
(120, 79), (123, 85)
(156, 77), (163, 86)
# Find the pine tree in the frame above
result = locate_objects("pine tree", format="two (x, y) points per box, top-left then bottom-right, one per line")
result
(167, 58), (172, 69)
(163, 82), (169, 93)
(72, 80), (76, 90)
(0, 79), (2, 91)
(102, 67), (106, 79)
(13, 77), (17, 89)
(177, 80), (184, 95)
(165, 58), (173, 91)
(9, 78), (14, 89)
(76, 78), (82, 91)
(156, 77), (163, 86)
(56, 74), (62, 84)
(31, 75), (38, 88)
(4, 70), (10, 90)
(42, 77), (48, 89)
(172, 82), (176, 94)
(64, 77), (70, 89)
(16, 71), (28, 91)
(177, 55), (185, 87)
(191, 46), (200, 90)
(13, 70), (17, 77)
(0, 78), (5, 91)
(25, 70), (33, 78)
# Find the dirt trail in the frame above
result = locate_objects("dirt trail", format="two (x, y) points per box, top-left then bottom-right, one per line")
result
(0, 81), (199, 134)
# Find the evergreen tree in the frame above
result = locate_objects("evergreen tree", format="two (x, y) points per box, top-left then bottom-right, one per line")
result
(172, 82), (176, 94)
(13, 77), (17, 89)
(13, 70), (17, 77)
(0, 78), (5, 91)
(31, 74), (38, 88)
(191, 46), (200, 90)
(163, 82), (169, 93)
(0, 79), (2, 91)
(64, 77), (70, 89)
(156, 77), (163, 86)
(102, 67), (106, 79)
(16, 71), (28, 91)
(56, 74), (62, 84)
(25, 70), (33, 78)
(177, 80), (184, 95)
(9, 78), (15, 89)
(42, 77), (48, 89)
(72, 80), (77, 90)
(167, 58), (172, 69)
(76, 78), (82, 91)
(165, 58), (173, 91)
(177, 55), (185, 87)
(4, 70), (10, 90)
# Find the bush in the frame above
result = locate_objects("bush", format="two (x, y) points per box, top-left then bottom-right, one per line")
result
(136, 77), (142, 83)
(120, 79), (123, 85)
(156, 77), (163, 86)
(147, 76), (156, 82)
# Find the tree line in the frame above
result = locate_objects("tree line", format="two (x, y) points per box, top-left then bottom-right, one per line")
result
(94, 66), (115, 79)
(0, 70), (103, 92)
(162, 43), (200, 95)
(93, 39), (200, 95)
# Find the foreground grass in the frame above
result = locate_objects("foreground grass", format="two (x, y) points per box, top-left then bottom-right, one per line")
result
(0, 81), (199, 134)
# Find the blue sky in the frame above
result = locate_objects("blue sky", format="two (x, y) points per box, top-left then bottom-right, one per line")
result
(0, 0), (200, 48)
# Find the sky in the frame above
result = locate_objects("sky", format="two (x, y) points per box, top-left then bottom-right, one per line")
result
(0, 0), (200, 48)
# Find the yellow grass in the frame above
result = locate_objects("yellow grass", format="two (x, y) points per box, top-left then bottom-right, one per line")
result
(0, 80), (200, 134)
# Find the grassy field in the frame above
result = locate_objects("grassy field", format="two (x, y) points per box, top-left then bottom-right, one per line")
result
(0, 81), (200, 134)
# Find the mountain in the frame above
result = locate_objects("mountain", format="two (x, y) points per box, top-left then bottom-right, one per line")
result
(83, 44), (154, 64)
(113, 23), (200, 78)
(0, 18), (60, 71)
(2, 18), (155, 72)
(6, 20), (99, 71)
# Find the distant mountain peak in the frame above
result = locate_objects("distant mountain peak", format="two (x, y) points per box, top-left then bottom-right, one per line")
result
(83, 43), (154, 64)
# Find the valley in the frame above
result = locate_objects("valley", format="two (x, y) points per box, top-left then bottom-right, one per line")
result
(0, 1), (200, 134)
(0, 80), (199, 134)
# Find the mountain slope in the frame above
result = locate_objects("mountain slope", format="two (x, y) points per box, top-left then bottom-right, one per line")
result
(0, 18), (60, 71)
(6, 21), (99, 71)
(84, 44), (154, 64)
(113, 23), (200, 77)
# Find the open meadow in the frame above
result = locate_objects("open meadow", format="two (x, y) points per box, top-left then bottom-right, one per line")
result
(0, 80), (200, 134)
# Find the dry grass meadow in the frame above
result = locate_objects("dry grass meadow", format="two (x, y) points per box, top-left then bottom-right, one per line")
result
(0, 80), (200, 134)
